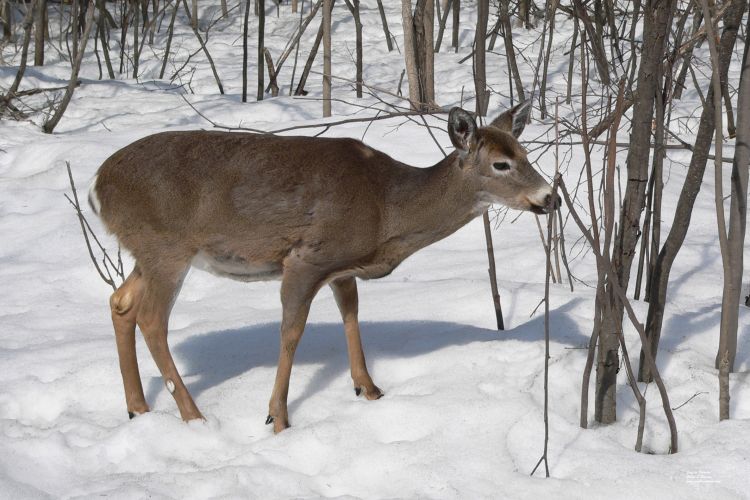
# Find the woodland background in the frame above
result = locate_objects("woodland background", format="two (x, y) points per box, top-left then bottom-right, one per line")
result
(0, 0), (749, 497)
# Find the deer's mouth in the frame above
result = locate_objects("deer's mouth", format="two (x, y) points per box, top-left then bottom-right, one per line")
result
(529, 203), (550, 215)
(526, 192), (561, 215)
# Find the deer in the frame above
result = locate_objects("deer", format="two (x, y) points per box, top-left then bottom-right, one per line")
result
(89, 102), (558, 433)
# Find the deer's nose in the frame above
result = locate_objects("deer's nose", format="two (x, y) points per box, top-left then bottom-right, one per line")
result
(544, 193), (561, 211)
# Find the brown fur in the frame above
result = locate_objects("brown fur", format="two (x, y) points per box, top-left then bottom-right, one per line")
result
(93, 105), (554, 432)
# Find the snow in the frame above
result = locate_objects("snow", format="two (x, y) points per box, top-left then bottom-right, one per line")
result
(1, 1), (749, 498)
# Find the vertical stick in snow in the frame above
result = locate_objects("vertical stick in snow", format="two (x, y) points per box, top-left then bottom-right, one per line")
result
(376, 0), (392, 52)
(531, 186), (555, 478)
(322, 0), (331, 116)
(474, 0), (499, 330)
(132, 0), (140, 78)
(34, 0), (46, 65)
(242, 0), (250, 102)
(451, 0), (459, 51)
(72, 0), (80, 63)
(257, 0), (265, 101)
(483, 212), (504, 331)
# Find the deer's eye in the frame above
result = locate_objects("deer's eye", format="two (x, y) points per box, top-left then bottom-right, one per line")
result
(493, 161), (511, 171)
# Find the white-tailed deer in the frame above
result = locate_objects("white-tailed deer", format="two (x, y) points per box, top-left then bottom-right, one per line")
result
(90, 102), (557, 433)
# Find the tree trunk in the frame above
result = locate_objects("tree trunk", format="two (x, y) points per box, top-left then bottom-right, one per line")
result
(414, 0), (434, 105)
(191, 0), (197, 29)
(592, 0), (675, 422)
(322, 0), (331, 116)
(599, 1), (673, 415)
(34, 0), (46, 66)
(182, 0), (224, 93)
(402, 0), (420, 108)
(265, 0), (322, 95)
(451, 0), (458, 51)
(717, 10), (750, 373)
(258, 0), (265, 101)
(263, 48), (279, 96)
(434, 0), (450, 53)
(639, 0), (746, 383)
(673, 8), (703, 100)
(344, 0), (362, 98)
(1, 0), (11, 42)
(402, 0), (434, 111)
(43, 0), (95, 133)
(376, 0), (392, 51)
(132, 0), (140, 78)
(96, 0), (115, 79)
(519, 0), (530, 28)
(72, 0), (80, 63)
(500, 0), (524, 103)
(572, 0), (610, 85)
(611, 1), (671, 306)
(118, 0), (128, 74)
(242, 0), (251, 102)
(1, 0), (37, 117)
(474, 0), (489, 116)
(539, 0), (558, 118)
(294, 0), (335, 96)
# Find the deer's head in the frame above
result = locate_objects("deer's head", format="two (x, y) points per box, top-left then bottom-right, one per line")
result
(448, 102), (558, 215)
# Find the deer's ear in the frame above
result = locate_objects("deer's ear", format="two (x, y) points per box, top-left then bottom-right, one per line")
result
(489, 100), (531, 138)
(448, 107), (477, 155)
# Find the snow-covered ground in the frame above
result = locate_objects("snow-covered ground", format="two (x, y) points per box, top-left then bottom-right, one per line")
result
(1, 2), (749, 498)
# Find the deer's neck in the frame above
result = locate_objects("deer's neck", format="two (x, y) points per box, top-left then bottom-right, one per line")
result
(382, 153), (487, 252)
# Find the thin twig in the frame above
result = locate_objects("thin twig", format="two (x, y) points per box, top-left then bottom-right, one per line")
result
(65, 162), (123, 291)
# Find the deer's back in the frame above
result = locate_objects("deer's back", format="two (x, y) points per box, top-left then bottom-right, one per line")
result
(95, 131), (409, 277)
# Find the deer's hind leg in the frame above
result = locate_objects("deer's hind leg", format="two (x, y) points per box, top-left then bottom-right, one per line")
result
(136, 260), (204, 422)
(110, 266), (148, 418)
(330, 277), (383, 400)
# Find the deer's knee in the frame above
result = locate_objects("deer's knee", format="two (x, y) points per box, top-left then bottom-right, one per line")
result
(110, 273), (144, 318)
(110, 288), (136, 316)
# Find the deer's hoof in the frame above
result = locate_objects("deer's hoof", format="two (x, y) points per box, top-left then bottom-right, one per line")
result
(127, 407), (149, 420)
(354, 384), (384, 400)
(266, 414), (290, 433)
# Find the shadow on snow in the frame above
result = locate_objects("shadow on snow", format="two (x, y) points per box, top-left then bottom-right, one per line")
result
(145, 300), (586, 407)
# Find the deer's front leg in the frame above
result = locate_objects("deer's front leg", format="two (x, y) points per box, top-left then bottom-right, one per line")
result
(267, 264), (322, 433)
(330, 277), (383, 400)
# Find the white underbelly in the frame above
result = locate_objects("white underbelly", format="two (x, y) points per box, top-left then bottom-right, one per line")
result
(191, 251), (283, 282)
